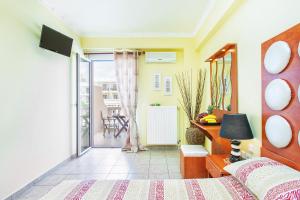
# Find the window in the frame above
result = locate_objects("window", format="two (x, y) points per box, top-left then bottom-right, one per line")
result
(102, 83), (108, 91)
(111, 84), (117, 91)
(90, 54), (120, 107)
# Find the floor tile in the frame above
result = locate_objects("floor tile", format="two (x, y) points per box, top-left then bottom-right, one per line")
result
(15, 186), (53, 200)
(114, 160), (133, 166)
(167, 165), (180, 173)
(166, 158), (180, 165)
(149, 173), (170, 179)
(64, 173), (107, 180)
(127, 173), (149, 179)
(128, 165), (149, 173)
(135, 158), (150, 163)
(169, 173), (182, 179)
(150, 158), (167, 165)
(51, 165), (71, 175)
(110, 165), (130, 173)
(150, 152), (166, 157)
(106, 173), (128, 180)
(34, 174), (66, 186)
(149, 165), (168, 173)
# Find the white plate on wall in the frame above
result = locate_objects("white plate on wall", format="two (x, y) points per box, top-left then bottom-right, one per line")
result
(298, 130), (300, 147)
(264, 41), (291, 74)
(265, 115), (292, 148)
(298, 42), (300, 57)
(298, 85), (300, 103)
(265, 79), (291, 110)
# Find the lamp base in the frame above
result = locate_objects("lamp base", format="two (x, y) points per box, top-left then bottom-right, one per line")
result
(229, 139), (241, 163)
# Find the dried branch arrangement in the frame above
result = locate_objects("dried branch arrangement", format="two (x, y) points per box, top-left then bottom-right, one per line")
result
(176, 69), (206, 123)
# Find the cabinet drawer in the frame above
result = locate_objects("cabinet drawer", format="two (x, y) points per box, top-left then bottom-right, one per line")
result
(206, 158), (222, 178)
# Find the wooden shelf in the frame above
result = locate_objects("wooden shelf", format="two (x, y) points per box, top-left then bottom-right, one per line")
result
(191, 120), (231, 154)
(191, 120), (221, 141)
(205, 43), (236, 62)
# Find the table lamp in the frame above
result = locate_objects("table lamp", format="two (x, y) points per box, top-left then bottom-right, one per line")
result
(220, 114), (253, 163)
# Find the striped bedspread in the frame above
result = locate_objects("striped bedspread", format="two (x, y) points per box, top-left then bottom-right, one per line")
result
(40, 176), (256, 200)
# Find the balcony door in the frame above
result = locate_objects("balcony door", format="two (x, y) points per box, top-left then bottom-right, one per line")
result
(88, 53), (126, 148)
(76, 54), (92, 156)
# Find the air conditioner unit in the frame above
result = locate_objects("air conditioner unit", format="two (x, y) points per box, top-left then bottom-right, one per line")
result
(145, 52), (176, 63)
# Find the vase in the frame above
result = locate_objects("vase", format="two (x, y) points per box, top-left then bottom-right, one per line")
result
(185, 127), (205, 145)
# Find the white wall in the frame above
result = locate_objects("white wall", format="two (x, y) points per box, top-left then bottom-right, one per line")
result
(0, 0), (82, 199)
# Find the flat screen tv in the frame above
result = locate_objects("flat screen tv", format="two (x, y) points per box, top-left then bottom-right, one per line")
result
(39, 25), (73, 57)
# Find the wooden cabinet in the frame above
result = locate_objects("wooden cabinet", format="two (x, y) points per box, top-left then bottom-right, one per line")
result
(180, 151), (207, 178)
(180, 146), (208, 179)
(206, 154), (230, 178)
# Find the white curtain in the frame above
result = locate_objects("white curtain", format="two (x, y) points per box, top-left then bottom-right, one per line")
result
(114, 51), (145, 152)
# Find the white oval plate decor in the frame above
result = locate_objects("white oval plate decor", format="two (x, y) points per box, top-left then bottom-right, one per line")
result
(298, 85), (300, 103)
(265, 115), (292, 148)
(264, 41), (291, 74)
(265, 79), (291, 110)
(298, 42), (300, 57)
(298, 130), (300, 147)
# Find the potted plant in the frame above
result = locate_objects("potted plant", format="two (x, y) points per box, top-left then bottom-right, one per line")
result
(176, 69), (206, 145)
(207, 105), (214, 114)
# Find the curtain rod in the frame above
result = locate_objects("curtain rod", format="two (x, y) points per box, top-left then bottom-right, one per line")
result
(85, 50), (145, 55)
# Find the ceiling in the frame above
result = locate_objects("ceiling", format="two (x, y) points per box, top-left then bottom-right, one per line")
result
(40, 0), (215, 37)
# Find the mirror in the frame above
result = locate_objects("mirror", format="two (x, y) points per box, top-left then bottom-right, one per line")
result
(223, 53), (232, 111)
(206, 44), (238, 116)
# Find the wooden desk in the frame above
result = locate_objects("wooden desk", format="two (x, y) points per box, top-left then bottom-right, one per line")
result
(191, 120), (231, 154)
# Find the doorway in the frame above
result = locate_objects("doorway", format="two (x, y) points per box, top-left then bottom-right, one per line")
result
(89, 53), (127, 148)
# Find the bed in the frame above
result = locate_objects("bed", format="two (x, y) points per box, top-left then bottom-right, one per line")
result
(39, 151), (300, 200)
(39, 152), (300, 200)
(40, 176), (255, 200)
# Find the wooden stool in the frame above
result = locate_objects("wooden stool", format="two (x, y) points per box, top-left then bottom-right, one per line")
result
(180, 145), (208, 178)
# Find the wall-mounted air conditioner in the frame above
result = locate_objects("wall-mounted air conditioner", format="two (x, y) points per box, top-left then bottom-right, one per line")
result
(145, 52), (176, 63)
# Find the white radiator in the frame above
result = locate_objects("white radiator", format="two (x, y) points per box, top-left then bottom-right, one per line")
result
(147, 106), (178, 145)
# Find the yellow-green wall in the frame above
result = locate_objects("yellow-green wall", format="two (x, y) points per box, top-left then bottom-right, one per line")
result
(81, 38), (202, 145)
(137, 50), (184, 145)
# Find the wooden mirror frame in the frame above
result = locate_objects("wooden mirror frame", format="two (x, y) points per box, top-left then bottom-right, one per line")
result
(205, 43), (238, 119)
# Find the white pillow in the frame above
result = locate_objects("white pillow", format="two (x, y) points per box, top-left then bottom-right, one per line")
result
(224, 157), (300, 200)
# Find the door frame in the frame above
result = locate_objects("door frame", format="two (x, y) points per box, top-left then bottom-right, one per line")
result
(90, 57), (124, 148)
(76, 53), (93, 156)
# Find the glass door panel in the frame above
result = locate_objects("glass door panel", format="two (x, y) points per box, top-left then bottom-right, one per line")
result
(77, 54), (92, 156)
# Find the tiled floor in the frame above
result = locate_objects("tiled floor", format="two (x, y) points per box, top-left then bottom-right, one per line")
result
(15, 147), (181, 200)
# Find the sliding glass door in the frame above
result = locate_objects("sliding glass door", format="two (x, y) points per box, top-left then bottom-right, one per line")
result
(76, 54), (92, 156)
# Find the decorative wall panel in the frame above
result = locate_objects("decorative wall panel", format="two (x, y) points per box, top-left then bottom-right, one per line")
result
(262, 23), (300, 164)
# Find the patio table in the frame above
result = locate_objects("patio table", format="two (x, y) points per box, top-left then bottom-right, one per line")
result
(113, 115), (128, 137)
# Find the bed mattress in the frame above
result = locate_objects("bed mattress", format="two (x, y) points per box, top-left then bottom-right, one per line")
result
(40, 176), (256, 200)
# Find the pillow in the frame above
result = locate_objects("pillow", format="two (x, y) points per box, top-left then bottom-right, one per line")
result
(224, 157), (300, 200)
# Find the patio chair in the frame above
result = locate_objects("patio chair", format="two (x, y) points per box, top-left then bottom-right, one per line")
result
(100, 111), (119, 136)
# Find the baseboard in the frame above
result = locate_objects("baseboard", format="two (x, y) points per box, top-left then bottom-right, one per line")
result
(145, 145), (179, 150)
(4, 154), (76, 200)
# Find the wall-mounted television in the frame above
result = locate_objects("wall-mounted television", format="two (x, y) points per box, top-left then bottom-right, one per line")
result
(39, 25), (73, 57)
